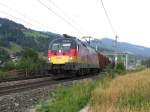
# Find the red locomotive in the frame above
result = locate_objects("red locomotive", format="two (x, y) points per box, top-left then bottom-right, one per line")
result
(48, 34), (111, 76)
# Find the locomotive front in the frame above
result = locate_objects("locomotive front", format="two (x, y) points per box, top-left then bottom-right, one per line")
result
(48, 36), (79, 73)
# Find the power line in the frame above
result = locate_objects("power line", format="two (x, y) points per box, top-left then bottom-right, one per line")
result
(48, 0), (76, 24)
(0, 1), (53, 31)
(37, 0), (84, 35)
(47, 0), (90, 35)
(0, 10), (40, 29)
(98, 0), (120, 65)
(98, 0), (117, 35)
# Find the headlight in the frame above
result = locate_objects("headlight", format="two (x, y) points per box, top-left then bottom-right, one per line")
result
(69, 57), (73, 61)
(70, 57), (73, 60)
(48, 57), (51, 62)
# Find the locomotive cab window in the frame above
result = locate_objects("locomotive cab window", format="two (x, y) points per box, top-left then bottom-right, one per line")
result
(61, 43), (71, 52)
(49, 38), (77, 53)
(52, 43), (59, 52)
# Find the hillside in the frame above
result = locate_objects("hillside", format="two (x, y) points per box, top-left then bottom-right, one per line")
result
(0, 17), (59, 56)
(91, 38), (150, 57)
(1, 17), (150, 61)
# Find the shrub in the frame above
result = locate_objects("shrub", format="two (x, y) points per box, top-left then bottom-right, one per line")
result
(0, 48), (10, 62)
(16, 49), (47, 75)
(22, 49), (38, 61)
(115, 63), (126, 74)
(0, 70), (7, 79)
(102, 64), (117, 79)
(3, 61), (16, 70)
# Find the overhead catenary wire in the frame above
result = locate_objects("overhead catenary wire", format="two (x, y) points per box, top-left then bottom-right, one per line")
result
(48, 0), (77, 25)
(98, 0), (119, 53)
(0, 10), (41, 29)
(0, 1), (53, 31)
(37, 0), (85, 35)
(98, 0), (117, 35)
(98, 0), (120, 65)
(47, 0), (90, 35)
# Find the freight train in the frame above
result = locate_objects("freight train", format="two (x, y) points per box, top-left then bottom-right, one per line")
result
(48, 34), (111, 77)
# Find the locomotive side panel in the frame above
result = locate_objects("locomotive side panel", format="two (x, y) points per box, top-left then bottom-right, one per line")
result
(86, 46), (99, 68)
(76, 41), (89, 66)
(76, 40), (99, 69)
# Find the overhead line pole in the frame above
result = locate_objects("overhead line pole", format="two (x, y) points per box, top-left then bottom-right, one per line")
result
(115, 35), (119, 65)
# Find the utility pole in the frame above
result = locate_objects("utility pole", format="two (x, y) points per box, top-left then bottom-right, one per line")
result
(115, 35), (119, 65)
(125, 53), (128, 70)
(115, 35), (119, 51)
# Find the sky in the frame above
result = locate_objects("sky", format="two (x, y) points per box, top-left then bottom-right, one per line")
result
(0, 0), (150, 47)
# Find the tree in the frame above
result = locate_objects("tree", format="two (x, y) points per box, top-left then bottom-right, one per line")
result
(0, 48), (10, 63)
(22, 49), (38, 61)
(142, 58), (150, 67)
(17, 49), (46, 76)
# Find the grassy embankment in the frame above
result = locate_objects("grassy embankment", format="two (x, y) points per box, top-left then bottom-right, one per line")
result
(90, 69), (150, 112)
(35, 67), (148, 112)
(36, 79), (99, 112)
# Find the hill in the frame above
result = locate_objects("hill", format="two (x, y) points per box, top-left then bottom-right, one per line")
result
(91, 38), (150, 57)
(0, 17), (60, 56)
(0, 17), (150, 62)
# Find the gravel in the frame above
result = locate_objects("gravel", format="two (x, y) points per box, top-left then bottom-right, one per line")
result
(0, 75), (100, 112)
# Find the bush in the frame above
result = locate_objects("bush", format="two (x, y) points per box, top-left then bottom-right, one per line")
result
(0, 48), (10, 62)
(22, 49), (38, 61)
(0, 70), (7, 79)
(141, 58), (150, 65)
(16, 49), (47, 75)
(115, 63), (126, 74)
(102, 63), (126, 79)
(3, 61), (16, 70)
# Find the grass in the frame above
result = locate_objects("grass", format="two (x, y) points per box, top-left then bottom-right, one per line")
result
(36, 79), (98, 112)
(90, 69), (150, 112)
(35, 66), (148, 112)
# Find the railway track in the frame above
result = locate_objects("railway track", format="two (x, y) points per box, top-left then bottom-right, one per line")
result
(0, 77), (53, 96)
(0, 73), (99, 96)
(0, 74), (51, 83)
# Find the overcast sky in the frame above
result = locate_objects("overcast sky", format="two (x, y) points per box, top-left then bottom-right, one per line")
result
(0, 0), (150, 47)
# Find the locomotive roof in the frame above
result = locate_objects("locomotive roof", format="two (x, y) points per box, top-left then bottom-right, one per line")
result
(51, 34), (96, 50)
(63, 34), (77, 39)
